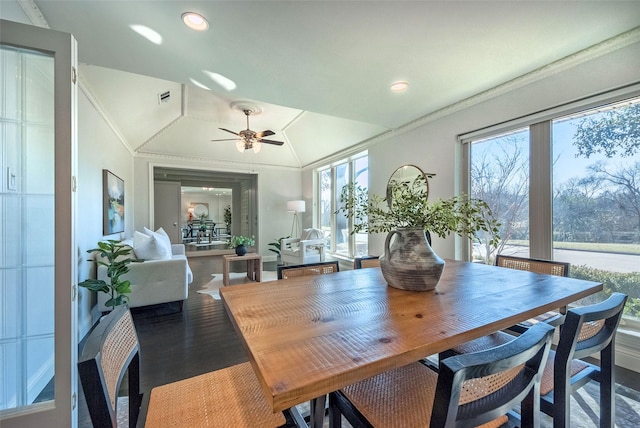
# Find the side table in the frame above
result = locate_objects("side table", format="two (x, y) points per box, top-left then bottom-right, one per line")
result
(222, 253), (262, 286)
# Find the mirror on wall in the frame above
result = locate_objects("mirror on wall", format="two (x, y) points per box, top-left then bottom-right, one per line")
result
(386, 164), (431, 210)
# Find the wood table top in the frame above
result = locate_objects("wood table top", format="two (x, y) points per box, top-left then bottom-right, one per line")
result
(220, 259), (602, 412)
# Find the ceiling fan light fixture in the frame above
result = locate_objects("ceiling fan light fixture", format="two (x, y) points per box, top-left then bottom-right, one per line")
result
(182, 12), (209, 31)
(236, 140), (246, 153)
(390, 81), (409, 92)
(252, 141), (262, 153)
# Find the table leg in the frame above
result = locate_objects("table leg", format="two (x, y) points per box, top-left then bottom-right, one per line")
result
(309, 395), (326, 428)
(256, 257), (262, 282)
(222, 259), (230, 286)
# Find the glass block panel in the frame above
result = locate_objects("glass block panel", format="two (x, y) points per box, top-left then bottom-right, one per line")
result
(24, 125), (54, 195)
(25, 266), (54, 336)
(1, 268), (20, 338)
(0, 47), (21, 121)
(24, 53), (54, 124)
(23, 195), (55, 267)
(1, 194), (22, 267)
(26, 336), (54, 404)
(0, 341), (19, 409)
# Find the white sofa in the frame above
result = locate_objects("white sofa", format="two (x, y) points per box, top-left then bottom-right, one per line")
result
(96, 243), (193, 312)
(281, 228), (327, 265)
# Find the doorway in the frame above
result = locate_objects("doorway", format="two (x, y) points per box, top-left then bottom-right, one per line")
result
(153, 167), (258, 249)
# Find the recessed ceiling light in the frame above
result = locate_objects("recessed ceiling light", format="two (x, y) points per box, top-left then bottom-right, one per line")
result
(182, 12), (209, 31)
(390, 81), (409, 92)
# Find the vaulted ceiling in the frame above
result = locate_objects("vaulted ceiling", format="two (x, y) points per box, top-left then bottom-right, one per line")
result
(4, 1), (640, 168)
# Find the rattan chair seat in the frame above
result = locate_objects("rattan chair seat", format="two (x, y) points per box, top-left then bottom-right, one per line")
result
(340, 362), (507, 428)
(146, 362), (285, 427)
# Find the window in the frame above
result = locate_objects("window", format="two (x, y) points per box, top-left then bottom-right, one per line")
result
(470, 128), (530, 263)
(467, 95), (640, 326)
(317, 153), (368, 258)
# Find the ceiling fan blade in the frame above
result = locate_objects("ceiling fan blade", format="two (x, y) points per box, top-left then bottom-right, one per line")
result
(259, 139), (284, 146)
(210, 138), (239, 142)
(219, 127), (239, 136)
(255, 130), (275, 139)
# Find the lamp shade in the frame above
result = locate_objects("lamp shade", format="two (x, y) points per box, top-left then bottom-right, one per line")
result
(287, 200), (306, 213)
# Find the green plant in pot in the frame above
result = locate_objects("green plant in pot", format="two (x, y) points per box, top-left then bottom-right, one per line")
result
(268, 236), (290, 265)
(223, 205), (232, 230)
(338, 165), (500, 291)
(79, 240), (142, 309)
(229, 235), (255, 256)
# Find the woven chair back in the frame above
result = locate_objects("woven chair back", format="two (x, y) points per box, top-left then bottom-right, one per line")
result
(277, 260), (339, 279)
(78, 305), (141, 428)
(496, 254), (569, 277)
(353, 255), (380, 269)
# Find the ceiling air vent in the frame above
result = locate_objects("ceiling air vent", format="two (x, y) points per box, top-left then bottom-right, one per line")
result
(158, 90), (171, 104)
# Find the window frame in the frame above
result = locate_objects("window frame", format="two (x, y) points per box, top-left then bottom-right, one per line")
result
(315, 151), (368, 259)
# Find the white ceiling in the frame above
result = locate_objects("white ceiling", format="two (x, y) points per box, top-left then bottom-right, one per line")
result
(4, 1), (640, 168)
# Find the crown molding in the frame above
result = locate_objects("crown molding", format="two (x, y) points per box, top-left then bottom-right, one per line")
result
(18, 0), (49, 28)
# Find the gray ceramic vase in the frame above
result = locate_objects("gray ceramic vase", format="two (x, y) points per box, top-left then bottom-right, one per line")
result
(379, 228), (445, 291)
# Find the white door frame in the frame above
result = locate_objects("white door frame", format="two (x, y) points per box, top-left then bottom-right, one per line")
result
(0, 19), (78, 427)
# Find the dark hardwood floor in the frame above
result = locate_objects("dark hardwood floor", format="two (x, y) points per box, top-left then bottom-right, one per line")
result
(76, 255), (640, 427)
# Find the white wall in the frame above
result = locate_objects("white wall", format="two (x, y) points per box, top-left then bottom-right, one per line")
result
(76, 89), (134, 338)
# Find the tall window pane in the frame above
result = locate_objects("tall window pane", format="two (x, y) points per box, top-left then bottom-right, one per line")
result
(319, 169), (332, 248)
(353, 157), (369, 256)
(334, 163), (350, 256)
(470, 129), (530, 263)
(552, 98), (640, 319)
(316, 153), (368, 258)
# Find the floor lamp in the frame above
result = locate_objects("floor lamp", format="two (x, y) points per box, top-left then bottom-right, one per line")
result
(287, 200), (306, 238)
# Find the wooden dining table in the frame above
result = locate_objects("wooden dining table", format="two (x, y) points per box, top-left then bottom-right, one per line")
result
(220, 258), (602, 427)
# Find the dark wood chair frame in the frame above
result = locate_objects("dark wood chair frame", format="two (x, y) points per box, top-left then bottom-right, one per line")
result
(277, 260), (340, 279)
(541, 292), (628, 428)
(330, 322), (555, 428)
(353, 255), (380, 269)
(78, 305), (142, 428)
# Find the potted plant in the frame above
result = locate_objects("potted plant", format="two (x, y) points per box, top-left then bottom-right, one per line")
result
(223, 205), (232, 230)
(338, 175), (500, 291)
(268, 236), (290, 265)
(229, 235), (255, 256)
(79, 240), (142, 309)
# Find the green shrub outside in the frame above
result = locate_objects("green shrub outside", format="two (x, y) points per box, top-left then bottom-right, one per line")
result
(570, 265), (640, 318)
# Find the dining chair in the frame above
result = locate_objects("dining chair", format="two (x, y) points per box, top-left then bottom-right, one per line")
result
(329, 322), (555, 428)
(539, 292), (627, 428)
(496, 254), (570, 333)
(79, 305), (285, 428)
(78, 305), (142, 428)
(442, 255), (570, 360)
(353, 255), (380, 269)
(277, 260), (340, 279)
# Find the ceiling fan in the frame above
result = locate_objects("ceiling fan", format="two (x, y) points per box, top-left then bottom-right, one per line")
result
(211, 108), (284, 153)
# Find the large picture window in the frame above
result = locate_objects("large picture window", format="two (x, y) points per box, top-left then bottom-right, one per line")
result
(317, 153), (368, 258)
(466, 95), (640, 326)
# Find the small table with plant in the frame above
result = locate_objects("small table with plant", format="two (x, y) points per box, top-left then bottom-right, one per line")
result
(222, 253), (262, 286)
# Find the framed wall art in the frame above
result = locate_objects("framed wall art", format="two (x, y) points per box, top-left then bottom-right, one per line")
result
(103, 169), (125, 234)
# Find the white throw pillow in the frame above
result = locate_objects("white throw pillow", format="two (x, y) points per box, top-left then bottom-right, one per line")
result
(144, 227), (172, 256)
(134, 231), (171, 260)
(301, 228), (324, 240)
